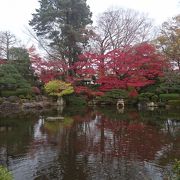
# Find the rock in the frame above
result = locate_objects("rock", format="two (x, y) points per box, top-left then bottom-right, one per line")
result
(0, 97), (3, 104)
(46, 116), (64, 121)
(22, 102), (36, 109)
(35, 102), (44, 109)
(22, 102), (44, 109)
(0, 101), (20, 112)
(7, 96), (19, 103)
(146, 102), (158, 107)
(35, 95), (43, 101)
(42, 101), (52, 107)
(41, 96), (48, 101)
(22, 101), (53, 110)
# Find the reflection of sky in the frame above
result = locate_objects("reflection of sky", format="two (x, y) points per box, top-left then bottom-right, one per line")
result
(162, 119), (180, 137)
(143, 161), (163, 180)
(0, 109), (179, 180)
(11, 146), (59, 180)
(33, 117), (46, 140)
(8, 119), (58, 180)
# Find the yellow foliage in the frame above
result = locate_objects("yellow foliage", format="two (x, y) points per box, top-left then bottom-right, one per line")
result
(44, 80), (74, 97)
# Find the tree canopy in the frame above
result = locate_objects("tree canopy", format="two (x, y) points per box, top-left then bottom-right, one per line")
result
(44, 80), (74, 97)
(0, 63), (31, 96)
(73, 43), (167, 92)
(156, 14), (180, 70)
(29, 0), (93, 65)
(88, 8), (153, 54)
(0, 31), (16, 60)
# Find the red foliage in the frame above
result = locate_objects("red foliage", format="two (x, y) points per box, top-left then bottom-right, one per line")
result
(74, 86), (104, 97)
(28, 46), (68, 83)
(28, 43), (167, 96)
(129, 88), (138, 97)
(0, 59), (6, 64)
(74, 86), (90, 94)
(73, 43), (167, 92)
(32, 86), (41, 94)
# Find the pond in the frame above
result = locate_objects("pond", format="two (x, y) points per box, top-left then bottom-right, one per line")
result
(0, 106), (179, 180)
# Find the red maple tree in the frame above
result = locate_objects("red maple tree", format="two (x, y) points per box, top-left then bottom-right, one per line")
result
(28, 46), (68, 83)
(73, 43), (167, 92)
(28, 43), (167, 97)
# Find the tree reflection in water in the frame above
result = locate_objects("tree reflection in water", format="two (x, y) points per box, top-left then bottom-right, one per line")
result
(0, 107), (179, 180)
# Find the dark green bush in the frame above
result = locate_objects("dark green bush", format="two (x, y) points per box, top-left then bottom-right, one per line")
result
(64, 94), (87, 106)
(1, 88), (32, 97)
(0, 63), (32, 97)
(16, 88), (32, 96)
(96, 89), (128, 104)
(159, 94), (180, 102)
(138, 93), (158, 102)
(1, 90), (17, 97)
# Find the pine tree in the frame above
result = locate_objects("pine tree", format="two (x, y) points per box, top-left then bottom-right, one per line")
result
(29, 0), (92, 66)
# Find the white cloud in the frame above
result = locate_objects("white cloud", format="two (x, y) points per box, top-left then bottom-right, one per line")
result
(0, 0), (39, 45)
(87, 0), (180, 24)
(0, 0), (179, 45)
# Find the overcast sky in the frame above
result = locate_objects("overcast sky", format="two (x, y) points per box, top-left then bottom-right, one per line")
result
(0, 0), (179, 46)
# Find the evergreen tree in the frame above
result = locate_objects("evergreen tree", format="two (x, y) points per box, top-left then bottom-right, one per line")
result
(0, 64), (31, 96)
(29, 0), (92, 66)
(156, 14), (180, 70)
(9, 47), (29, 61)
(9, 47), (36, 85)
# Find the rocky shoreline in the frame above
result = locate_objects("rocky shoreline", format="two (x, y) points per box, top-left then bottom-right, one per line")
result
(0, 96), (55, 115)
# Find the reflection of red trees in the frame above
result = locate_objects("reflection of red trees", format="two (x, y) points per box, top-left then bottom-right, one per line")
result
(91, 118), (171, 160)
(29, 46), (68, 83)
(41, 109), (172, 162)
(65, 111), (171, 161)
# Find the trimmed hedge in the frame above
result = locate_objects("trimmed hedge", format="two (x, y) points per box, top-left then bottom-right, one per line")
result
(159, 94), (180, 101)
(1, 91), (17, 97)
(96, 89), (128, 104)
(64, 94), (87, 106)
(138, 92), (158, 102)
(1, 88), (32, 97)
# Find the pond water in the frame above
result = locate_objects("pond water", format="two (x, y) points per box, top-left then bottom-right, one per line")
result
(0, 106), (179, 180)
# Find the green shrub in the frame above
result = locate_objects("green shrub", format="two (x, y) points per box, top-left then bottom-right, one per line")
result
(0, 64), (31, 92)
(64, 94), (87, 106)
(138, 93), (158, 102)
(16, 88), (32, 96)
(44, 80), (74, 97)
(1, 91), (17, 97)
(0, 166), (13, 180)
(19, 95), (25, 99)
(159, 94), (180, 102)
(1, 88), (32, 97)
(26, 94), (33, 100)
(97, 89), (128, 104)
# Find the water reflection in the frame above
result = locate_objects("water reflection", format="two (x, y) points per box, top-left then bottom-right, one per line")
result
(0, 107), (179, 180)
